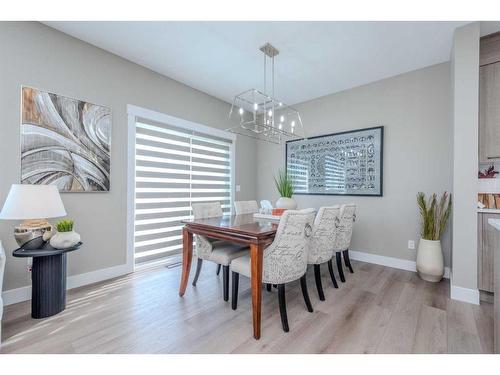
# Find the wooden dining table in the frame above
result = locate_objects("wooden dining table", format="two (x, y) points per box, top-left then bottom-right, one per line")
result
(179, 213), (278, 339)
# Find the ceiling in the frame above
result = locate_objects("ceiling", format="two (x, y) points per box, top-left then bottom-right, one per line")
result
(44, 21), (475, 106)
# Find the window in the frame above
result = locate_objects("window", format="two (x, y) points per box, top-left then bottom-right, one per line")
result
(131, 110), (234, 265)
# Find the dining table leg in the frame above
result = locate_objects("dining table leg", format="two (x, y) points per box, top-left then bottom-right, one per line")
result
(250, 242), (264, 339)
(179, 227), (193, 297)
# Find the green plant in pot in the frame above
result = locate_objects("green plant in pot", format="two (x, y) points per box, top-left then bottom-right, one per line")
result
(274, 169), (297, 210)
(49, 219), (81, 249)
(416, 192), (452, 282)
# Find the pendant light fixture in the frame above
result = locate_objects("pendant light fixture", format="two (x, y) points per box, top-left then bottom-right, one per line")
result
(226, 43), (305, 144)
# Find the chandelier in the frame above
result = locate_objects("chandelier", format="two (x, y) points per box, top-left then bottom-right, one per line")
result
(227, 43), (305, 144)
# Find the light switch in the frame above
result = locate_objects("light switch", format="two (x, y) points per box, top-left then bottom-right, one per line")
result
(236, 185), (241, 192)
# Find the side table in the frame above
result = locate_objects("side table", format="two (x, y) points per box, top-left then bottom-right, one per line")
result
(13, 241), (82, 319)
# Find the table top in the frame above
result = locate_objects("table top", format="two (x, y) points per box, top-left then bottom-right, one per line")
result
(13, 241), (83, 258)
(182, 214), (278, 238)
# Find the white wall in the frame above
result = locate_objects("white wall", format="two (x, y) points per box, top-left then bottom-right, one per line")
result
(0, 22), (256, 293)
(257, 62), (453, 266)
(451, 23), (480, 303)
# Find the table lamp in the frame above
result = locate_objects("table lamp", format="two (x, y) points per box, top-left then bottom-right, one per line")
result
(0, 184), (67, 249)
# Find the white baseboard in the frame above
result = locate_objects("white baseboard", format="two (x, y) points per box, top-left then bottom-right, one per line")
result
(449, 274), (480, 305)
(2, 262), (133, 306)
(349, 250), (451, 279)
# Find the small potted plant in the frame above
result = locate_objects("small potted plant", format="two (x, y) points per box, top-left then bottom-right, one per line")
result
(50, 219), (81, 249)
(416, 192), (452, 282)
(274, 169), (297, 210)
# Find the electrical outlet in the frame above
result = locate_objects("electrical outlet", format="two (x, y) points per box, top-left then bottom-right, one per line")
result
(408, 240), (415, 250)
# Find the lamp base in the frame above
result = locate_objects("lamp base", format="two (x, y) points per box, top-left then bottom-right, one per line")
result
(14, 219), (52, 249)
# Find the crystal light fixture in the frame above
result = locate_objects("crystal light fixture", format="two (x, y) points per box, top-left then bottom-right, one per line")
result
(227, 43), (305, 144)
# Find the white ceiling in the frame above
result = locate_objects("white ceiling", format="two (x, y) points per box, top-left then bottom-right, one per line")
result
(44, 21), (473, 105)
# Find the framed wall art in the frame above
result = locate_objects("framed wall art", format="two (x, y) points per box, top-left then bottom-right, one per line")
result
(21, 86), (112, 192)
(286, 126), (384, 196)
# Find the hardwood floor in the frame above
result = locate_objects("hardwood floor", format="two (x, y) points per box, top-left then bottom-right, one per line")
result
(0, 260), (493, 354)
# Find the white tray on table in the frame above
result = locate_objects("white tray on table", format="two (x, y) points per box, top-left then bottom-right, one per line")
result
(253, 213), (281, 221)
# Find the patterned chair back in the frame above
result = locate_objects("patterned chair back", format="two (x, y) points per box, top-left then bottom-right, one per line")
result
(191, 202), (222, 259)
(192, 202), (223, 219)
(333, 204), (357, 251)
(308, 206), (341, 264)
(234, 200), (259, 215)
(263, 209), (315, 284)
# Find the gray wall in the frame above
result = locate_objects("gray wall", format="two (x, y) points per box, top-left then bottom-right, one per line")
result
(451, 23), (480, 291)
(257, 62), (453, 266)
(0, 22), (256, 291)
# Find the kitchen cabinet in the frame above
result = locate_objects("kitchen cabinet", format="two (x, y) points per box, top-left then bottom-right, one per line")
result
(479, 62), (500, 163)
(478, 212), (497, 292)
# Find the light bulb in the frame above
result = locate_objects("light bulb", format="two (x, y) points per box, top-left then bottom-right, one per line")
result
(279, 124), (283, 130)
(280, 115), (285, 122)
(238, 108), (244, 115)
(291, 120), (296, 127)
(253, 103), (258, 111)
(279, 102), (283, 107)
(268, 110), (273, 117)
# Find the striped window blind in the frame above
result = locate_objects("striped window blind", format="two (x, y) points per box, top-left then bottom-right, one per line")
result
(134, 117), (233, 264)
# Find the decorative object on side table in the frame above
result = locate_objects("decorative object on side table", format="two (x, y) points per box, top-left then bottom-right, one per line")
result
(274, 169), (297, 209)
(50, 219), (81, 249)
(0, 184), (67, 249)
(416, 192), (452, 282)
(13, 240), (82, 319)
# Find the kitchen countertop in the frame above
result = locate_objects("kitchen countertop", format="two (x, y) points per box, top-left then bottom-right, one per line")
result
(478, 209), (500, 214)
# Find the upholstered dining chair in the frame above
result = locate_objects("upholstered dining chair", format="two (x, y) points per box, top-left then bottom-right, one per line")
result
(0, 241), (5, 347)
(307, 205), (341, 301)
(191, 202), (249, 301)
(230, 209), (316, 332)
(233, 200), (259, 215)
(334, 204), (357, 282)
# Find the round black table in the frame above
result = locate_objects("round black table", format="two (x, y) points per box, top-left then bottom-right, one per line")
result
(13, 241), (82, 319)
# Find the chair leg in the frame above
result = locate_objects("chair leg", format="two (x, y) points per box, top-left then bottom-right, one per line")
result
(313, 264), (325, 301)
(343, 249), (354, 273)
(278, 284), (289, 332)
(300, 274), (314, 312)
(336, 252), (346, 282)
(222, 265), (229, 301)
(216, 264), (221, 276)
(192, 258), (203, 286)
(327, 259), (339, 288)
(266, 283), (272, 292)
(231, 272), (239, 310)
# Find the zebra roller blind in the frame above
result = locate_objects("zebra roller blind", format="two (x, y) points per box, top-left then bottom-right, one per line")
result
(134, 117), (233, 264)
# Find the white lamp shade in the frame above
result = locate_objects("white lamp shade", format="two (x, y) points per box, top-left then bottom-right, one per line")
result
(0, 184), (67, 220)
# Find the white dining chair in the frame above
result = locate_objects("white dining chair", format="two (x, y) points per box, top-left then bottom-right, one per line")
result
(307, 205), (341, 301)
(191, 202), (249, 301)
(230, 209), (315, 332)
(334, 204), (357, 282)
(0, 241), (5, 347)
(233, 200), (259, 215)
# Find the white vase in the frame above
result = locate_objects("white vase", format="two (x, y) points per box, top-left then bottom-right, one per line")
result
(275, 197), (297, 210)
(416, 238), (444, 282)
(50, 231), (81, 249)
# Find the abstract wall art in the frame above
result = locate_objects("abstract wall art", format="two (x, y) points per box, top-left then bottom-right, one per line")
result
(21, 87), (111, 192)
(286, 126), (383, 196)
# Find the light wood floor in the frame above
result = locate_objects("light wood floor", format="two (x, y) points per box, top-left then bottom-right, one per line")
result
(0, 260), (493, 354)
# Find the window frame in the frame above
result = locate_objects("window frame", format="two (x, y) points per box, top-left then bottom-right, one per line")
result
(126, 104), (236, 270)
